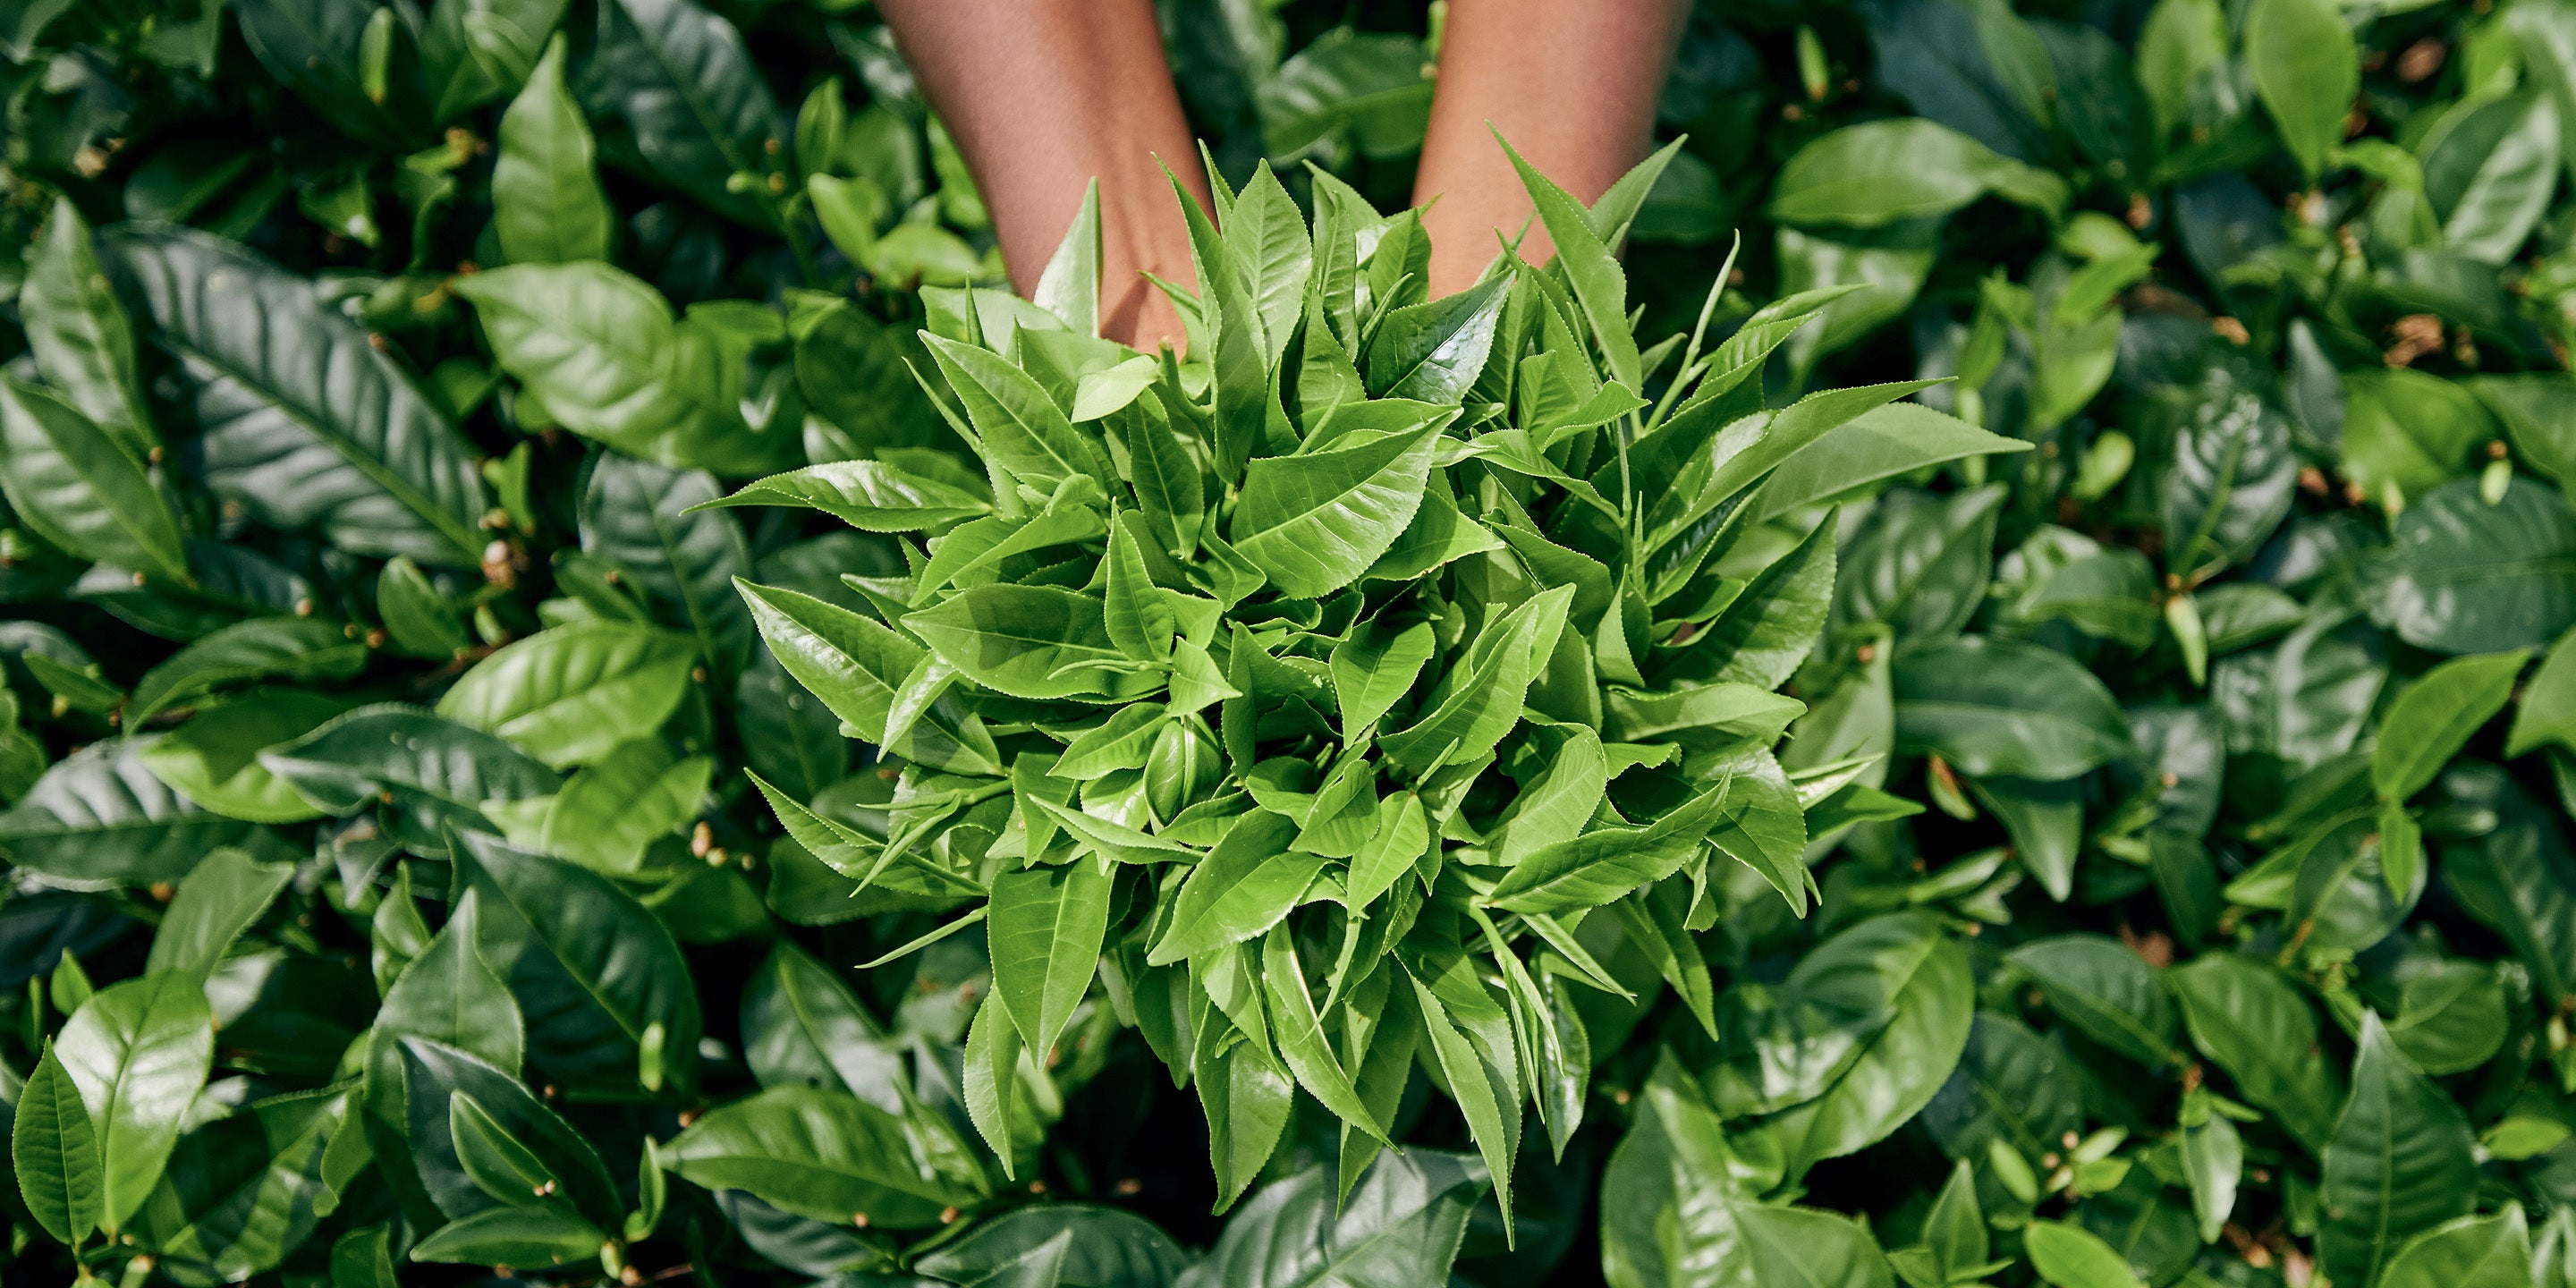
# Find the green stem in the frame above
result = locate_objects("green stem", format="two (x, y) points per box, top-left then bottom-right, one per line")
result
(783, 207), (823, 289)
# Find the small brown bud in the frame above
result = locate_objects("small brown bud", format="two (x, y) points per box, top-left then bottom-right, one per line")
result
(2396, 38), (2445, 80)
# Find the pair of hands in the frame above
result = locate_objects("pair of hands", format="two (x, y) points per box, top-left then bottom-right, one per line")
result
(880, 0), (1687, 349)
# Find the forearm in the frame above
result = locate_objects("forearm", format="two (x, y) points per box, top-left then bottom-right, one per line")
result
(1413, 0), (1688, 296)
(877, 0), (1209, 346)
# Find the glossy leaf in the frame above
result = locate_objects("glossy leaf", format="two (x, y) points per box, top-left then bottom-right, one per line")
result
(128, 615), (369, 723)
(0, 378), (187, 580)
(106, 228), (488, 565)
(988, 858), (1112, 1058)
(13, 1042), (104, 1249)
(2318, 1013), (2478, 1287)
(2009, 935), (2181, 1065)
(492, 33), (612, 263)
(144, 846), (294, 981)
(436, 619), (698, 767)
(455, 833), (702, 1093)
(21, 198), (154, 455)
(1231, 419), (1440, 599)
(2167, 953), (2342, 1148)
(458, 262), (796, 473)
(661, 1086), (985, 1229)
(55, 971), (215, 1232)
(580, 455), (758, 677)
(580, 0), (788, 228)
(1894, 637), (2139, 780)
(2372, 478), (2576, 655)
(0, 737), (263, 882)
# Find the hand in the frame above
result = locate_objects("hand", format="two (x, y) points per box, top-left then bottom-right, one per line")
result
(878, 0), (1208, 350)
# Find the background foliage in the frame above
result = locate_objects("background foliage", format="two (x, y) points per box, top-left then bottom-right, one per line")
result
(0, 0), (2572, 1285)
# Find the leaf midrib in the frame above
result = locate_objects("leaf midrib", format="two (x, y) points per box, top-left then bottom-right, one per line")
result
(171, 336), (480, 563)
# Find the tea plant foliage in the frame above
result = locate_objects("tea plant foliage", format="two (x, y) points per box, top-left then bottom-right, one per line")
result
(1, 0), (2575, 1285)
(720, 144), (2017, 1225)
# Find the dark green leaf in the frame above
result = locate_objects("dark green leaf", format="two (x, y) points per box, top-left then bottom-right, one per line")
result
(106, 228), (488, 565)
(2009, 935), (2181, 1065)
(436, 619), (698, 767)
(0, 378), (188, 581)
(2372, 478), (2576, 655)
(129, 615), (369, 724)
(660, 1086), (985, 1228)
(580, 455), (757, 678)
(453, 832), (701, 1093)
(579, 0), (787, 228)
(13, 1041), (104, 1248)
(1, 738), (264, 883)
(21, 198), (154, 456)
(2167, 953), (2343, 1148)
(1894, 637), (2139, 780)
(2318, 1013), (2477, 1287)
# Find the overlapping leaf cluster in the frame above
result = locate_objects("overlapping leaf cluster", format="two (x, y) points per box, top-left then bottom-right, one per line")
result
(723, 134), (2022, 1227)
(1581, 0), (2576, 1284)
(4, 0), (2576, 1285)
(0, 0), (1152, 1282)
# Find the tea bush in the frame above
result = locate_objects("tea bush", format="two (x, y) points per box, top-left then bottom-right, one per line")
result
(1, 1), (2573, 1286)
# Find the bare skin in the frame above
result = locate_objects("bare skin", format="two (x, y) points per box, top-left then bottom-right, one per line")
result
(1412, 0), (1690, 296)
(877, 0), (1208, 349)
(877, 0), (1685, 346)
